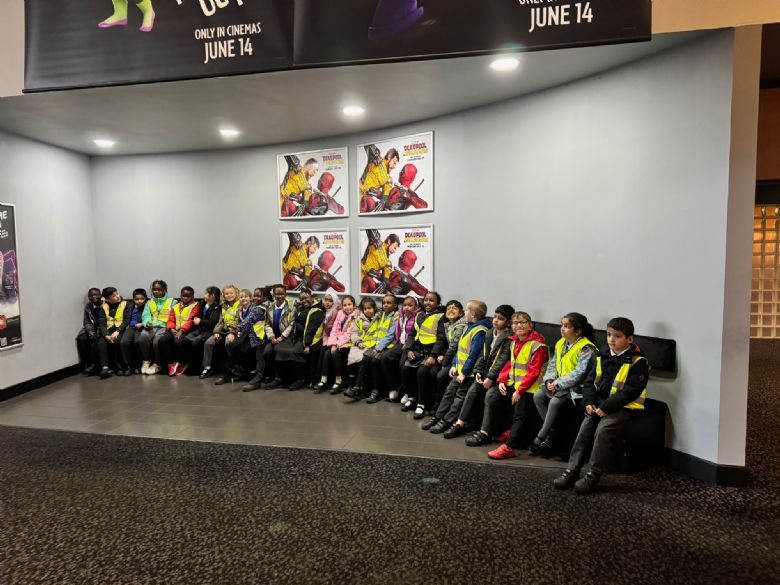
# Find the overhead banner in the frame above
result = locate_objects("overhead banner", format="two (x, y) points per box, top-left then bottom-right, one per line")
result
(357, 132), (433, 215)
(294, 0), (651, 65)
(25, 0), (650, 91)
(277, 147), (349, 219)
(359, 225), (433, 298)
(280, 230), (350, 295)
(24, 0), (294, 91)
(0, 203), (22, 351)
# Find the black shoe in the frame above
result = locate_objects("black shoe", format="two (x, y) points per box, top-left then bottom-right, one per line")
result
(313, 381), (327, 394)
(122, 368), (132, 377)
(366, 389), (381, 403)
(329, 383), (344, 395)
(242, 377), (263, 392)
(443, 424), (466, 439)
(214, 376), (229, 386)
(133, 367), (141, 375)
(199, 367), (213, 379)
(465, 431), (492, 447)
(82, 366), (97, 376)
(421, 416), (440, 431)
(553, 469), (579, 490)
(574, 472), (600, 494)
(265, 377), (283, 389)
(289, 379), (306, 391)
(344, 387), (362, 400)
(429, 420), (450, 434)
(98, 367), (113, 380)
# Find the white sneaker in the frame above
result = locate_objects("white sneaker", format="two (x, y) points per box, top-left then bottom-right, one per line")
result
(141, 360), (151, 375)
(414, 405), (424, 417)
(388, 390), (399, 401)
(400, 393), (410, 406)
(148, 363), (160, 375)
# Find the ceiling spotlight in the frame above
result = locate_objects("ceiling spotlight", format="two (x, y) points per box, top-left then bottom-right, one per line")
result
(219, 128), (241, 138)
(489, 56), (520, 72)
(93, 138), (115, 149)
(342, 105), (366, 117)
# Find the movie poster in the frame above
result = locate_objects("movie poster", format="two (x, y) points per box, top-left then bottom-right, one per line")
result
(357, 132), (433, 215)
(280, 230), (350, 295)
(0, 203), (22, 350)
(358, 225), (433, 298)
(277, 147), (349, 219)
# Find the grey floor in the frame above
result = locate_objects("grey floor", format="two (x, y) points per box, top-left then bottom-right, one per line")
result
(0, 374), (565, 470)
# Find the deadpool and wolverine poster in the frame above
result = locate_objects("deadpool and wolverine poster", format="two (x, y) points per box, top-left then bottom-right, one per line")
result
(280, 230), (351, 295)
(277, 148), (349, 219)
(359, 226), (433, 298)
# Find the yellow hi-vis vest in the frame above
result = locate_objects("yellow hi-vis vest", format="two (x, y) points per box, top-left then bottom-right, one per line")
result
(304, 306), (324, 345)
(455, 323), (490, 375)
(356, 316), (380, 348)
(173, 302), (196, 330)
(148, 297), (174, 326)
(508, 339), (548, 395)
(374, 310), (397, 349)
(102, 300), (127, 329)
(221, 300), (241, 327)
(414, 312), (443, 345)
(596, 355), (648, 410)
(555, 337), (596, 377)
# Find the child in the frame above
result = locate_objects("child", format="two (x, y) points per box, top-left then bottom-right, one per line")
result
(272, 288), (324, 390)
(399, 292), (446, 412)
(417, 300), (467, 420)
(312, 291), (340, 386)
(95, 287), (131, 379)
(160, 286), (200, 376)
(201, 284), (241, 379)
(190, 286), (221, 377)
(426, 300), (492, 434)
(379, 295), (420, 402)
(363, 294), (399, 404)
(230, 293), (269, 392)
(530, 312), (597, 455)
(262, 284), (295, 388)
(316, 295), (358, 393)
(139, 279), (173, 375)
(344, 297), (378, 400)
(76, 287), (102, 376)
(554, 317), (648, 494)
(443, 304), (514, 438)
(119, 288), (148, 375)
(469, 312), (547, 451)
(217, 288), (255, 382)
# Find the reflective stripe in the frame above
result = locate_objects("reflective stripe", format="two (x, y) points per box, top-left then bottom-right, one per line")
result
(357, 317), (380, 348)
(596, 355), (647, 410)
(148, 298), (174, 325)
(102, 301), (127, 329)
(508, 339), (548, 395)
(455, 324), (489, 375)
(415, 312), (443, 345)
(221, 300), (241, 327)
(555, 337), (596, 377)
(252, 319), (267, 340)
(305, 306), (323, 345)
(173, 303), (195, 329)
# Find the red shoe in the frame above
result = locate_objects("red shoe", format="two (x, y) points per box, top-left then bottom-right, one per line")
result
(176, 363), (187, 376)
(488, 444), (517, 460)
(168, 363), (177, 377)
(494, 429), (510, 443)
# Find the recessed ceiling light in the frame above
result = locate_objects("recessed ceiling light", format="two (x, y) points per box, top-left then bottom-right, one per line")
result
(490, 56), (520, 72)
(219, 128), (241, 138)
(93, 138), (115, 149)
(342, 105), (366, 117)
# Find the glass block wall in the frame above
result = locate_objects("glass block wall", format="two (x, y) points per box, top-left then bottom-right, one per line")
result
(752, 205), (780, 338)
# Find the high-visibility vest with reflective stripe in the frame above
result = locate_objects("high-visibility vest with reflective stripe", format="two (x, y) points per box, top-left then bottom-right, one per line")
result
(173, 302), (196, 330)
(596, 354), (647, 410)
(455, 324), (489, 375)
(305, 306), (324, 345)
(356, 316), (380, 348)
(221, 300), (241, 327)
(555, 337), (596, 377)
(508, 339), (548, 395)
(374, 310), (397, 349)
(148, 298), (174, 325)
(414, 312), (443, 345)
(102, 301), (127, 329)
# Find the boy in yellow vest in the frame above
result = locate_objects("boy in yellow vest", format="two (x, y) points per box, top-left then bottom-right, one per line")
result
(160, 286), (200, 376)
(554, 317), (649, 494)
(96, 286), (130, 379)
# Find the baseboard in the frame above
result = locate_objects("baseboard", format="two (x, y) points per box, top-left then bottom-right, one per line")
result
(668, 449), (748, 487)
(0, 364), (81, 402)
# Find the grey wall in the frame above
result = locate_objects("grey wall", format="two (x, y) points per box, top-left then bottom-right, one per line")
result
(0, 133), (95, 388)
(91, 31), (743, 464)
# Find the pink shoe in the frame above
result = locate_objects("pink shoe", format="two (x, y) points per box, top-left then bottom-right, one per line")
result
(168, 363), (177, 377)
(494, 429), (510, 443)
(98, 18), (128, 28)
(139, 11), (156, 32)
(176, 364), (187, 376)
(488, 444), (517, 460)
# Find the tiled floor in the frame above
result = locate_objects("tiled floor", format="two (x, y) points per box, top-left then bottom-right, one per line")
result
(0, 374), (566, 469)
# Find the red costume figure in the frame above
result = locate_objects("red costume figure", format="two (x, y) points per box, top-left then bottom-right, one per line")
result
(389, 249), (428, 296)
(309, 250), (346, 293)
(388, 163), (428, 210)
(308, 172), (345, 216)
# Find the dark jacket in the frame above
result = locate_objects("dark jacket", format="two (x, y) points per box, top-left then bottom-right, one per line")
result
(584, 344), (648, 415)
(237, 303), (268, 348)
(293, 303), (326, 348)
(403, 307), (446, 356)
(473, 327), (511, 381)
(441, 317), (468, 367)
(195, 300), (221, 335)
(97, 301), (131, 336)
(82, 303), (101, 335)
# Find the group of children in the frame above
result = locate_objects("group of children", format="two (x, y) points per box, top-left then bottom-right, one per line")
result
(77, 282), (649, 494)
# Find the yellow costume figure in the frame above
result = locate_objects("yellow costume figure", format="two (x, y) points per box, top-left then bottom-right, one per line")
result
(280, 169), (313, 212)
(361, 241), (391, 281)
(359, 159), (392, 205)
(282, 242), (312, 278)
